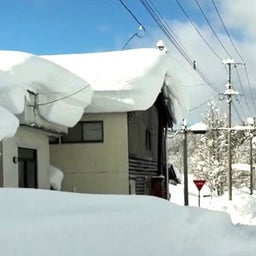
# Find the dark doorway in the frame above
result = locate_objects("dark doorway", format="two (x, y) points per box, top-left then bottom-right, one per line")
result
(18, 147), (38, 188)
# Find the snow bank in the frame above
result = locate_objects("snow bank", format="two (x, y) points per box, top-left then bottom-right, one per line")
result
(169, 179), (256, 226)
(0, 188), (255, 256)
(49, 165), (64, 191)
(207, 189), (256, 225)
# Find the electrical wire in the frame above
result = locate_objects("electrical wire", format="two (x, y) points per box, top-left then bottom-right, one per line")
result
(241, 94), (256, 101)
(194, 0), (232, 58)
(233, 100), (244, 123)
(235, 98), (247, 121)
(234, 66), (252, 116)
(119, 0), (146, 49)
(211, 0), (244, 62)
(210, 0), (255, 119)
(210, 0), (256, 120)
(243, 64), (256, 113)
(37, 83), (91, 106)
(147, 0), (190, 54)
(122, 33), (137, 50)
(189, 99), (210, 112)
(175, 0), (223, 61)
(140, 0), (221, 94)
(119, 0), (144, 28)
(140, 0), (194, 66)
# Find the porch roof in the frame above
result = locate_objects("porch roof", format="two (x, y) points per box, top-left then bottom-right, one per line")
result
(43, 48), (187, 123)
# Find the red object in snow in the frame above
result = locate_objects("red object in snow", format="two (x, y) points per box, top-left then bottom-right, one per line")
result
(193, 179), (206, 191)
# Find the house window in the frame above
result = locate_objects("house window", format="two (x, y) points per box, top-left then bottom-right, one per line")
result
(62, 123), (83, 143)
(61, 121), (104, 143)
(145, 128), (152, 151)
(82, 121), (103, 142)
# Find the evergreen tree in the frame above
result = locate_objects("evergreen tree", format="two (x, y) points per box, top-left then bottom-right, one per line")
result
(190, 98), (249, 194)
(190, 98), (228, 195)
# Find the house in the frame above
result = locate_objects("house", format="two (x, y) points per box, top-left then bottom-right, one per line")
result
(0, 47), (185, 199)
(44, 47), (185, 199)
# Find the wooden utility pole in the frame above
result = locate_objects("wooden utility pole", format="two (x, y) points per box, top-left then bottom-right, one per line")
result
(223, 59), (239, 201)
(183, 119), (189, 206)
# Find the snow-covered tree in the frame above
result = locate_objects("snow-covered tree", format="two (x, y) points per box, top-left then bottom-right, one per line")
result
(169, 98), (250, 195)
(190, 98), (228, 195)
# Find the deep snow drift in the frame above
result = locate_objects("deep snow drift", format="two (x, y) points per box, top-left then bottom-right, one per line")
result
(0, 188), (255, 256)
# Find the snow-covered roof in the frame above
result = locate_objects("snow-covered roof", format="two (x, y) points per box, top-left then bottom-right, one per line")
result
(0, 48), (187, 140)
(43, 48), (186, 121)
(0, 50), (93, 138)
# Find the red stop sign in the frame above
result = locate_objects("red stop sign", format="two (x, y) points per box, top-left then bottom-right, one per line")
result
(193, 180), (206, 191)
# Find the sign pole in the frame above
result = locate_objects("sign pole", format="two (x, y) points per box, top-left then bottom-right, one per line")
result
(193, 179), (206, 207)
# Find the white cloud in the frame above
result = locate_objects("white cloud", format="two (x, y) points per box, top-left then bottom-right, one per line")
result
(219, 0), (256, 40)
(134, 1), (256, 125)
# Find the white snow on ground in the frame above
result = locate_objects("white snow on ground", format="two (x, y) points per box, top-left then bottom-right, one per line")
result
(232, 163), (250, 172)
(169, 175), (256, 225)
(0, 188), (255, 256)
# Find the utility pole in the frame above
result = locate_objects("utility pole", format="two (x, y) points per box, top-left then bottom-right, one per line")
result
(250, 135), (253, 195)
(223, 59), (239, 201)
(183, 118), (189, 206)
(164, 126), (170, 200)
(249, 117), (255, 195)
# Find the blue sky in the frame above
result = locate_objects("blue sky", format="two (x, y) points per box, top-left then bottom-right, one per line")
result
(0, 0), (202, 54)
(0, 0), (150, 54)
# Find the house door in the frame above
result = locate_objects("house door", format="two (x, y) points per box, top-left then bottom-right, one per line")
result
(18, 147), (38, 188)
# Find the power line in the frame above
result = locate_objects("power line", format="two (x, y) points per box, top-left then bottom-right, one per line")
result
(140, 0), (194, 66)
(234, 66), (252, 116)
(189, 99), (210, 112)
(119, 0), (146, 49)
(233, 100), (244, 123)
(243, 64), (256, 113)
(119, 0), (144, 28)
(241, 94), (256, 101)
(37, 83), (91, 106)
(175, 0), (222, 61)
(211, 0), (244, 62)
(235, 98), (247, 121)
(210, 0), (256, 119)
(194, 0), (232, 58)
(140, 0), (221, 94)
(147, 0), (190, 54)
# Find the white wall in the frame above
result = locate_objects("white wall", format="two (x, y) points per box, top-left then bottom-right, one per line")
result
(2, 126), (50, 188)
(50, 113), (129, 194)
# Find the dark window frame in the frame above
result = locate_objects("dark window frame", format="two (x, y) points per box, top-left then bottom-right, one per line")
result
(60, 121), (104, 144)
